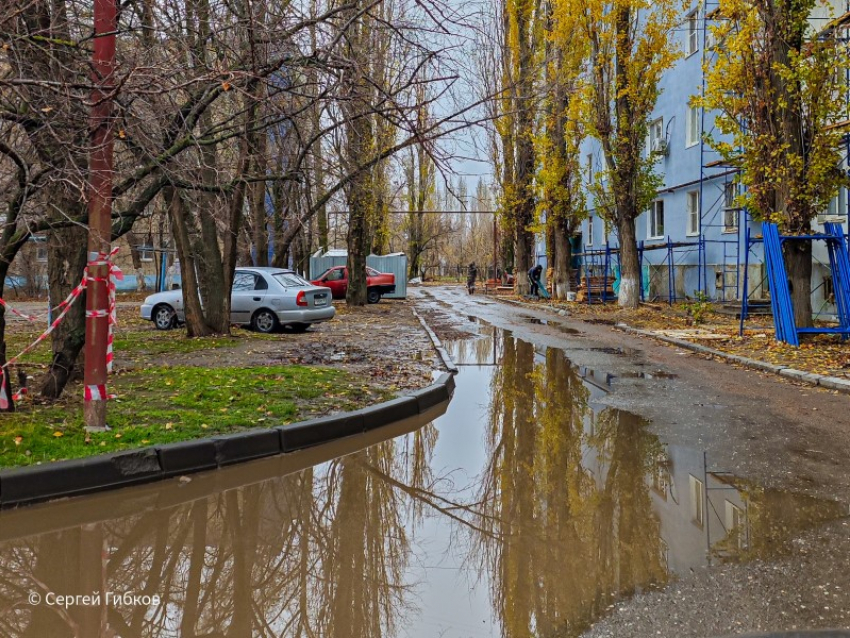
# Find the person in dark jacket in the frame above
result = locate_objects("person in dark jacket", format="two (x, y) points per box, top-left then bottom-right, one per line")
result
(467, 262), (478, 294)
(528, 264), (543, 298)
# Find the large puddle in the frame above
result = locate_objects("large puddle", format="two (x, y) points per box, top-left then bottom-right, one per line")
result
(0, 326), (844, 637)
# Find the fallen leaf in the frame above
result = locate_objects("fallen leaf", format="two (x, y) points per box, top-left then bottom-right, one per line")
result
(53, 431), (63, 438)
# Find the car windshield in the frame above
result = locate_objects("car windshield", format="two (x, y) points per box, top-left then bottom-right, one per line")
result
(273, 272), (311, 288)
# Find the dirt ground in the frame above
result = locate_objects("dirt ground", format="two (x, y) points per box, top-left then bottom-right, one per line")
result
(2, 295), (443, 398)
(209, 301), (444, 393)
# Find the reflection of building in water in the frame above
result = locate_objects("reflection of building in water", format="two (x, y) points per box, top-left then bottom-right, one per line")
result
(649, 445), (748, 574)
(569, 357), (845, 580)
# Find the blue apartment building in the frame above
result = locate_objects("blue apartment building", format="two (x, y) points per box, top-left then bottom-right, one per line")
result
(535, 2), (850, 316)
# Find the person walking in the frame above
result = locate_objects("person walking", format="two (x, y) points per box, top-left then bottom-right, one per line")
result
(467, 262), (478, 294)
(528, 264), (543, 298)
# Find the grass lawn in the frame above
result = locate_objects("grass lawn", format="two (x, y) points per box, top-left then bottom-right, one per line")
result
(0, 363), (388, 468)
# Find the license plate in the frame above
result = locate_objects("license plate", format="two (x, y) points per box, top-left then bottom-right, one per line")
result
(314, 297), (327, 306)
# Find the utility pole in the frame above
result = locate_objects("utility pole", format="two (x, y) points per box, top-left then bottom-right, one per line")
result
(83, 0), (117, 430)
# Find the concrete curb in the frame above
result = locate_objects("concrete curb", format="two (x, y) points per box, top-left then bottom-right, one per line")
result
(413, 308), (458, 374)
(0, 373), (456, 509)
(614, 322), (850, 394)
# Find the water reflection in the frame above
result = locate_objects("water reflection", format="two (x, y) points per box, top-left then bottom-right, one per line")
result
(0, 327), (843, 638)
(0, 424), (440, 638)
(453, 328), (845, 638)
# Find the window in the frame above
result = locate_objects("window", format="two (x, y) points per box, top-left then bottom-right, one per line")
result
(139, 245), (154, 262)
(725, 500), (747, 549)
(706, 22), (717, 50)
(651, 454), (671, 500)
(818, 188), (847, 223)
(232, 272), (257, 290)
(36, 245), (48, 263)
(648, 118), (664, 156)
(689, 475), (705, 528)
(687, 11), (699, 56)
(824, 276), (836, 304)
(723, 182), (739, 232)
(586, 153), (594, 183)
(325, 268), (346, 282)
(274, 272), (310, 287)
(587, 215), (594, 246)
(649, 200), (664, 239)
(687, 191), (700, 236)
(686, 104), (700, 148)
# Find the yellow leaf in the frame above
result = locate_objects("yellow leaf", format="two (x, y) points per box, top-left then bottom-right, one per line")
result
(53, 431), (63, 438)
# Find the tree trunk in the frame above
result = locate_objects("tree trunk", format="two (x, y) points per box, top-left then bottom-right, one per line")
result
(250, 153), (269, 267)
(553, 218), (572, 299)
(40, 221), (88, 399)
(126, 232), (147, 292)
(617, 215), (641, 308)
(515, 223), (534, 295)
(167, 187), (214, 337)
(784, 239), (813, 328)
(346, 172), (371, 306)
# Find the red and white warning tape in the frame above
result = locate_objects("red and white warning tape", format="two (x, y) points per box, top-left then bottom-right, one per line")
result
(0, 247), (122, 409)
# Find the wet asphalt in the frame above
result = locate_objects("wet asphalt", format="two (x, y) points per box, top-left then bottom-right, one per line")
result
(415, 285), (850, 637)
(415, 286), (850, 504)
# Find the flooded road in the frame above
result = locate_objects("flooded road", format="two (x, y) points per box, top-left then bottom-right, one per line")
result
(0, 309), (847, 637)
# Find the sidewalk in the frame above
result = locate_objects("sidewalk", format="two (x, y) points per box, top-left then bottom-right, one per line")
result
(497, 295), (850, 395)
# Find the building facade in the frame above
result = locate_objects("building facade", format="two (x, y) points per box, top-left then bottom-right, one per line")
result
(538, 1), (850, 316)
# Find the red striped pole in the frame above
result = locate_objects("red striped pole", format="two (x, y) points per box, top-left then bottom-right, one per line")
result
(83, 0), (117, 431)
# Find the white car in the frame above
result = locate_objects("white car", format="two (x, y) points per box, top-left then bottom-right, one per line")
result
(140, 267), (335, 333)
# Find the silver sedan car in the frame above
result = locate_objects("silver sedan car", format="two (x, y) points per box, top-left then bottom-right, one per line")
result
(140, 267), (335, 333)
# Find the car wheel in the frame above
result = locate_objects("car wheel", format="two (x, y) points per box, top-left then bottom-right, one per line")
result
(367, 289), (381, 304)
(153, 304), (177, 330)
(252, 309), (279, 334)
(287, 323), (310, 333)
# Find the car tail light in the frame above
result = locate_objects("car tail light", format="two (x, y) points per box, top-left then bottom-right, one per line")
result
(296, 291), (308, 307)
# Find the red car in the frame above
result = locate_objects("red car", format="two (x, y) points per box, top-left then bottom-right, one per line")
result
(312, 266), (396, 304)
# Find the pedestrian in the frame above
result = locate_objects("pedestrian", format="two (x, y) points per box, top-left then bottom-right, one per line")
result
(467, 262), (478, 294)
(528, 264), (543, 298)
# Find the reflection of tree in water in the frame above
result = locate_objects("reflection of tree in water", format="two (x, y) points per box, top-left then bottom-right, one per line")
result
(476, 334), (667, 638)
(0, 424), (440, 638)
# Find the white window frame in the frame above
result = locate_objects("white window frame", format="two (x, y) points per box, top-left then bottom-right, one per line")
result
(689, 475), (705, 528)
(725, 500), (748, 549)
(686, 104), (700, 148)
(686, 191), (700, 236)
(586, 215), (594, 246)
(648, 118), (664, 157)
(648, 200), (665, 239)
(723, 182), (740, 233)
(36, 245), (48, 263)
(686, 11), (699, 56)
(139, 245), (155, 262)
(586, 153), (594, 184)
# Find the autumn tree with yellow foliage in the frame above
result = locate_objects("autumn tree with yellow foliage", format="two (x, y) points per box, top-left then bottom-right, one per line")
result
(486, 0), (541, 293)
(558, 0), (681, 308)
(537, 0), (587, 299)
(700, 0), (848, 327)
